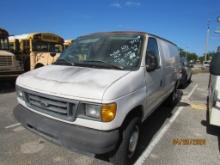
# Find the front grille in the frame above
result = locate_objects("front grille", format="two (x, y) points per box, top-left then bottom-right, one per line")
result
(0, 56), (12, 66)
(24, 91), (79, 121)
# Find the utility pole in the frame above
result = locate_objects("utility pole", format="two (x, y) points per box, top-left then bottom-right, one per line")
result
(216, 17), (220, 54)
(185, 46), (189, 61)
(205, 20), (210, 61)
(215, 16), (220, 33)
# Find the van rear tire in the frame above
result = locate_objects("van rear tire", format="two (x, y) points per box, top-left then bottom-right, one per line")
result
(166, 86), (179, 107)
(109, 117), (140, 165)
(188, 75), (192, 83)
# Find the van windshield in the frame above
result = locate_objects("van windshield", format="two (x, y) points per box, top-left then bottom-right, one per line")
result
(56, 33), (144, 70)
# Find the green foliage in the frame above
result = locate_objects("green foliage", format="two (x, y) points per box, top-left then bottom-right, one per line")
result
(198, 52), (217, 62)
(179, 48), (198, 62)
(179, 48), (218, 63)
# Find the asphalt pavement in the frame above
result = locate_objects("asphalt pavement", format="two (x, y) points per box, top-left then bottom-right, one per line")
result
(0, 73), (219, 165)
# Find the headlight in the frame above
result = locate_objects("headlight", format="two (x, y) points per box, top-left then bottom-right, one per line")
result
(16, 86), (24, 99)
(77, 102), (117, 122)
(85, 104), (101, 118)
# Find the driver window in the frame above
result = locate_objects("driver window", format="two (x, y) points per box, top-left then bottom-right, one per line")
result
(146, 37), (159, 67)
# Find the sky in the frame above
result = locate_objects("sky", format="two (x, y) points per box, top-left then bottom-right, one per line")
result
(1, 0), (220, 56)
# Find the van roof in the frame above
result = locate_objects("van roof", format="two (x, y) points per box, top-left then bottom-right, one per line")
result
(84, 31), (177, 46)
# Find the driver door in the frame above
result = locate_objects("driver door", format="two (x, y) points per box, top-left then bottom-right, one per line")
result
(145, 37), (163, 112)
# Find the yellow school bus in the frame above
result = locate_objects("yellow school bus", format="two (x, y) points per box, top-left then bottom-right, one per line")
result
(9, 32), (64, 70)
(64, 39), (74, 49)
(0, 28), (23, 79)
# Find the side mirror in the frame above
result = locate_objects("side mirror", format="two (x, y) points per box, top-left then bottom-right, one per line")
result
(146, 51), (158, 72)
(210, 53), (220, 75)
(183, 62), (187, 67)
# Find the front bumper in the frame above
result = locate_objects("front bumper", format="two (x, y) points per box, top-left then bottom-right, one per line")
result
(14, 104), (120, 154)
(210, 107), (220, 127)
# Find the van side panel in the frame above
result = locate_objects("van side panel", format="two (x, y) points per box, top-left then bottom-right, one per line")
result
(158, 39), (179, 95)
(209, 75), (220, 126)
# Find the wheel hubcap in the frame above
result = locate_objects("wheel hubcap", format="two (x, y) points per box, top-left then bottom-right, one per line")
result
(128, 125), (139, 158)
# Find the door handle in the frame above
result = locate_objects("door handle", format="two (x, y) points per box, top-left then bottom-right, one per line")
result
(160, 80), (163, 87)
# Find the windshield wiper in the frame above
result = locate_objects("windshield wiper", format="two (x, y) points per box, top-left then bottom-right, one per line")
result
(82, 60), (124, 70)
(54, 59), (74, 66)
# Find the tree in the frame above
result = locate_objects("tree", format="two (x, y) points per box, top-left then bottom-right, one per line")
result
(199, 52), (217, 62)
(179, 48), (198, 62)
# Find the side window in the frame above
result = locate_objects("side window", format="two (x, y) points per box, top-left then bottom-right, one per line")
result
(23, 40), (30, 54)
(146, 37), (160, 67)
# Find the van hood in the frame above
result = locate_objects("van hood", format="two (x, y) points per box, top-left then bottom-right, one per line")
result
(0, 50), (14, 56)
(17, 65), (130, 101)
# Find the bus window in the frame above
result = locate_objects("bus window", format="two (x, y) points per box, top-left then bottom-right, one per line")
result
(0, 38), (9, 50)
(55, 44), (63, 53)
(32, 40), (63, 53)
(9, 42), (14, 51)
(23, 40), (30, 54)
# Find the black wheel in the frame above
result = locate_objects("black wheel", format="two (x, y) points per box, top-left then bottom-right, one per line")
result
(180, 69), (188, 88)
(35, 63), (44, 69)
(109, 117), (140, 165)
(188, 74), (192, 83)
(166, 86), (179, 107)
(182, 74), (188, 87)
(207, 96), (210, 125)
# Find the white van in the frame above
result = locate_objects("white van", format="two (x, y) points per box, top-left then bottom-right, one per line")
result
(208, 47), (220, 127)
(14, 32), (180, 164)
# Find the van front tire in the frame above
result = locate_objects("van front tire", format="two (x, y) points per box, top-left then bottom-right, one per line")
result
(109, 117), (140, 165)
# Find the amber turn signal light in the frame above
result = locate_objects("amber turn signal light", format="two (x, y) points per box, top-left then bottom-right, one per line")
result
(101, 103), (117, 122)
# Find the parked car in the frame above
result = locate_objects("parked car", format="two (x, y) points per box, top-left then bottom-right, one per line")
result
(208, 48), (220, 127)
(179, 57), (192, 87)
(203, 60), (211, 68)
(14, 32), (181, 165)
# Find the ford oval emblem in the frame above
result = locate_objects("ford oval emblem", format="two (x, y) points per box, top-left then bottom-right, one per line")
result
(40, 100), (49, 107)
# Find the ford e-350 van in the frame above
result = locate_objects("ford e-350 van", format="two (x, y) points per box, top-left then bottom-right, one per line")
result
(14, 32), (180, 165)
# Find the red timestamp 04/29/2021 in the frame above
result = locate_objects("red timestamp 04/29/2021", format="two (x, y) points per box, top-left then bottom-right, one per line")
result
(172, 138), (206, 145)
